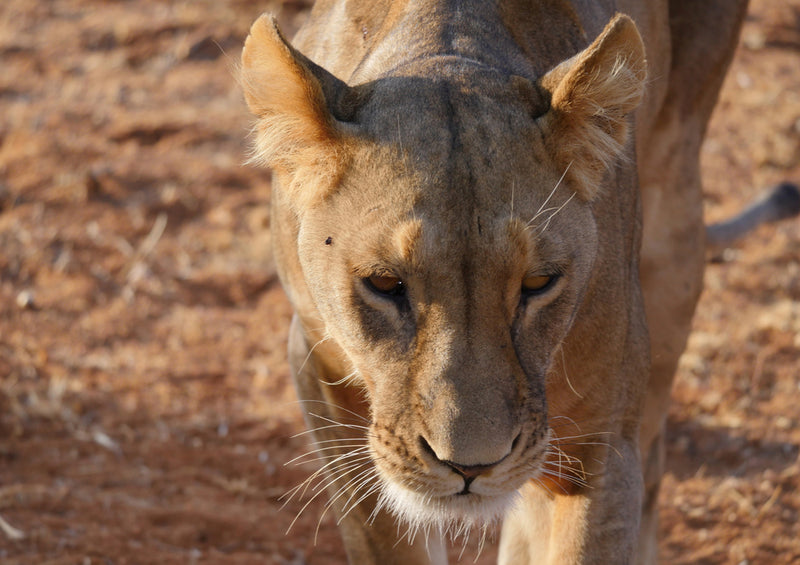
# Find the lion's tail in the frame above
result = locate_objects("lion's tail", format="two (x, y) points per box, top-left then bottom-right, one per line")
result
(706, 181), (800, 256)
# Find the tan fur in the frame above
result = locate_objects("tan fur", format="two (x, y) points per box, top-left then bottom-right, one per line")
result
(539, 15), (646, 199)
(241, 16), (345, 210)
(241, 1), (747, 563)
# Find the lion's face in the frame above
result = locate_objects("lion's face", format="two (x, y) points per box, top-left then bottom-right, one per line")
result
(293, 68), (600, 530)
(242, 13), (644, 534)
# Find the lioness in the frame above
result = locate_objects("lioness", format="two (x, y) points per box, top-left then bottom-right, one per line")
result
(241, 1), (748, 563)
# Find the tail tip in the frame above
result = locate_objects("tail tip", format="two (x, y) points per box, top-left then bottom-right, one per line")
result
(770, 181), (800, 219)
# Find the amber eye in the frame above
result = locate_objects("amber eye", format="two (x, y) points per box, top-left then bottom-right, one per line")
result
(365, 274), (406, 297)
(521, 274), (556, 295)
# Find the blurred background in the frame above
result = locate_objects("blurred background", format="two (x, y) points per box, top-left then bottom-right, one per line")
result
(0, 1), (798, 563)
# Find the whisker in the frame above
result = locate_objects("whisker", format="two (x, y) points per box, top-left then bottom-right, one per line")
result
(457, 524), (469, 561)
(559, 345), (584, 399)
(547, 443), (583, 463)
(368, 489), (387, 525)
(285, 458), (372, 535)
(292, 421), (370, 439)
(316, 465), (378, 542)
(547, 415), (589, 431)
(531, 474), (556, 497)
(321, 369), (361, 386)
(553, 439), (615, 450)
(542, 447), (587, 475)
(526, 204), (563, 225)
(296, 334), (332, 377)
(539, 468), (588, 491)
(331, 466), (380, 519)
(543, 447), (590, 476)
(551, 437), (622, 461)
(528, 162), (572, 225)
(299, 436), (370, 446)
(537, 471), (572, 494)
(543, 459), (597, 482)
(475, 523), (489, 563)
(542, 468), (591, 489)
(551, 431), (614, 441)
(309, 458), (375, 494)
(339, 476), (382, 523)
(530, 192), (576, 234)
(281, 452), (373, 506)
(287, 445), (370, 466)
(510, 179), (516, 219)
(293, 399), (371, 423)
(307, 411), (372, 431)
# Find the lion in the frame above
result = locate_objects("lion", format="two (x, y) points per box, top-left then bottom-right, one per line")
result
(240, 1), (749, 563)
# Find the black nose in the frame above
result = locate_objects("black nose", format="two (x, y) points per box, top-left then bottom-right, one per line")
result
(442, 459), (496, 480)
(419, 434), (517, 491)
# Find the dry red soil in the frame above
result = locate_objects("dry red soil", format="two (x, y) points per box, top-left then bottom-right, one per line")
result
(1, 1), (799, 563)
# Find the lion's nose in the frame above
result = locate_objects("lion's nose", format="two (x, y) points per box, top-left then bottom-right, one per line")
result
(443, 459), (497, 480)
(419, 434), (518, 481)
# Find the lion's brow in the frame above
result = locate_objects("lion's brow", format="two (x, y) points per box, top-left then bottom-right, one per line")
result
(350, 219), (424, 277)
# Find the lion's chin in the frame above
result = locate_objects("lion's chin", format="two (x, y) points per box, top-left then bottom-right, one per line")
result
(377, 479), (519, 540)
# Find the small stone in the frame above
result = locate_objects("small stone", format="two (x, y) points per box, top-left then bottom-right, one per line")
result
(743, 30), (765, 50)
(15, 290), (35, 310)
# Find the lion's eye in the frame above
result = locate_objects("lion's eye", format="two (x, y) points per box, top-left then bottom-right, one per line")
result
(365, 274), (406, 297)
(521, 274), (557, 296)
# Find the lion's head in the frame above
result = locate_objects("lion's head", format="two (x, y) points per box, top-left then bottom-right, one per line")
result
(242, 12), (646, 535)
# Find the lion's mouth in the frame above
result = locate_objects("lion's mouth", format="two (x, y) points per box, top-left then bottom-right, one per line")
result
(376, 477), (521, 537)
(370, 431), (551, 536)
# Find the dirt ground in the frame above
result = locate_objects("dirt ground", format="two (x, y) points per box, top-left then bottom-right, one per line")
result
(0, 1), (798, 563)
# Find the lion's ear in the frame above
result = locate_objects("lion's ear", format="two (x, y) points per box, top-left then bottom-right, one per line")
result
(241, 14), (348, 210)
(538, 13), (646, 201)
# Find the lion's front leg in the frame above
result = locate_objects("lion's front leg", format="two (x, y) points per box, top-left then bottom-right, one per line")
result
(498, 437), (643, 565)
(287, 316), (447, 565)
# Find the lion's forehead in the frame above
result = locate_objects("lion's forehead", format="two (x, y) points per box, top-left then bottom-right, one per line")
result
(335, 148), (580, 284)
(359, 66), (545, 151)
(339, 146), (576, 263)
(346, 71), (564, 218)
